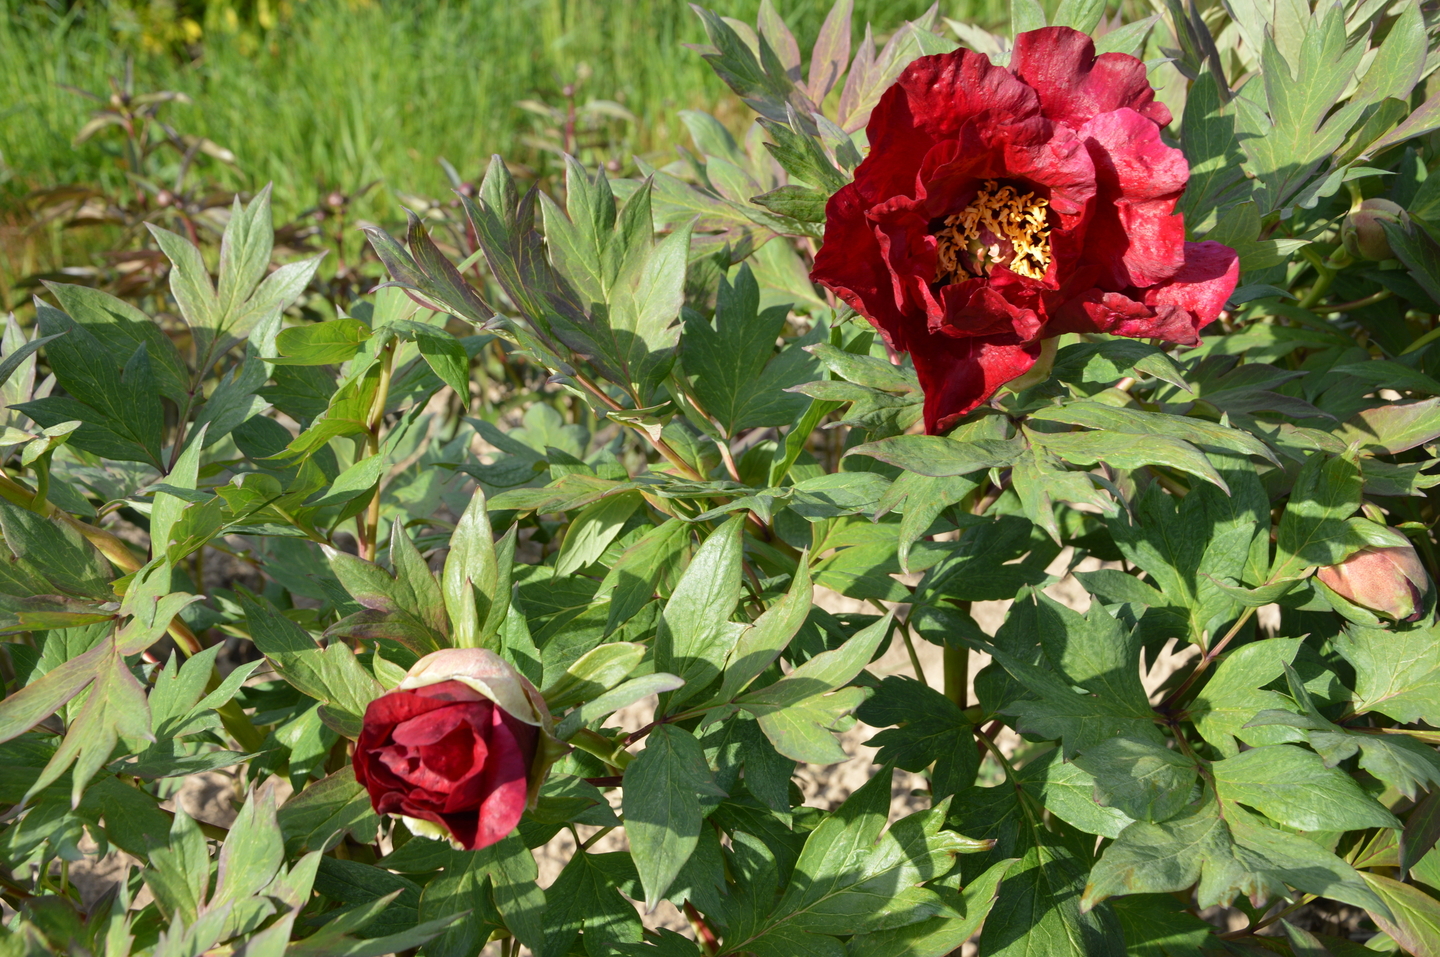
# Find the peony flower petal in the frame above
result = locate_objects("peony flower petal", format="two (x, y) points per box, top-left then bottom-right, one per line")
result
(860, 49), (1041, 203)
(912, 334), (1041, 434)
(1140, 241), (1239, 338)
(471, 709), (537, 850)
(402, 648), (545, 728)
(1052, 241), (1238, 343)
(1010, 27), (1171, 129)
(1077, 108), (1189, 288)
(813, 184), (914, 350)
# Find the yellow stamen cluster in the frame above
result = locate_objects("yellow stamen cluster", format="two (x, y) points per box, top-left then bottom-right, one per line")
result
(934, 180), (1052, 283)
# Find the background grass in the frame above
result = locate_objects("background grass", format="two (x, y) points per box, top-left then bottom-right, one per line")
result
(1, 0), (1008, 219)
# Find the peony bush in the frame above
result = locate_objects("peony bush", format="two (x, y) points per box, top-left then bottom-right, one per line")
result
(5, 1), (1440, 956)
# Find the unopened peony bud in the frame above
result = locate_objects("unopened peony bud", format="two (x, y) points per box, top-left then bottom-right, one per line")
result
(1316, 545), (1430, 623)
(353, 648), (563, 850)
(1341, 199), (1407, 262)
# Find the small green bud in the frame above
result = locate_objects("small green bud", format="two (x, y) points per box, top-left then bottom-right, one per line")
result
(1341, 198), (1407, 261)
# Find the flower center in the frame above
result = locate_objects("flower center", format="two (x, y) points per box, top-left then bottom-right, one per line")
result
(934, 180), (1051, 283)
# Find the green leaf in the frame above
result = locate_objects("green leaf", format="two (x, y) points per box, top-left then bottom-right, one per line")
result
(1272, 452), (1364, 579)
(414, 859), (503, 957)
(214, 785), (284, 908)
(848, 434), (1021, 478)
(147, 224), (219, 333)
(1211, 744), (1398, 832)
(655, 515), (745, 713)
(982, 841), (1123, 957)
(623, 725), (726, 908)
(1111, 895), (1211, 957)
(856, 676), (977, 798)
(25, 634), (152, 806)
(597, 518), (690, 635)
(845, 858), (1013, 957)
(556, 491), (642, 576)
(1072, 736), (1198, 824)
(1028, 401), (1274, 465)
(274, 317), (373, 366)
(413, 328), (471, 397)
(277, 766), (380, 854)
(151, 423), (208, 562)
(1360, 872), (1440, 957)
(539, 851), (643, 957)
(1049, 0), (1103, 32)
(739, 612), (890, 761)
(40, 281), (190, 404)
(1335, 621), (1440, 725)
(679, 265), (817, 434)
(707, 559), (812, 707)
(1084, 789), (1387, 914)
(443, 488), (510, 650)
(1233, 4), (1367, 214)
(1028, 427), (1226, 492)
(542, 641), (646, 710)
(1192, 637), (1308, 756)
(0, 497), (113, 599)
(729, 770), (988, 956)
(240, 592), (382, 737)
(557, 673), (686, 740)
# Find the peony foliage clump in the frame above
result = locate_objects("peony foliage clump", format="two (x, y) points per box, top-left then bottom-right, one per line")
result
(5, 2), (1440, 955)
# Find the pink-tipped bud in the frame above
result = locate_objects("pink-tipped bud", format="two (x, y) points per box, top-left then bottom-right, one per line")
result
(1341, 199), (1407, 262)
(353, 648), (564, 850)
(1316, 545), (1429, 623)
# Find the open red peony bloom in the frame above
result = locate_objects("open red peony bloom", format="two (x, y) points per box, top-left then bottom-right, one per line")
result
(810, 27), (1239, 433)
(354, 649), (555, 851)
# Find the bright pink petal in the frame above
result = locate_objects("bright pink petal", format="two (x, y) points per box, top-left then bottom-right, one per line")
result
(1010, 27), (1172, 128)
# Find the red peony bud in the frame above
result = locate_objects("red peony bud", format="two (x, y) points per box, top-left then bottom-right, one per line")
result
(1315, 545), (1430, 623)
(1341, 199), (1406, 262)
(353, 648), (561, 850)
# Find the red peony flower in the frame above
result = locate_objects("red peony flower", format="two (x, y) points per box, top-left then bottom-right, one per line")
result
(810, 27), (1240, 433)
(354, 649), (557, 851)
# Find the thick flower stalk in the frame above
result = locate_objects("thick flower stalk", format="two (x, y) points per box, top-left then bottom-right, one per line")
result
(811, 27), (1240, 433)
(354, 648), (562, 851)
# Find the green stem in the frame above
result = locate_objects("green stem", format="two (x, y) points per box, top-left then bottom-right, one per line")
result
(571, 728), (634, 770)
(944, 644), (968, 709)
(361, 340), (397, 562)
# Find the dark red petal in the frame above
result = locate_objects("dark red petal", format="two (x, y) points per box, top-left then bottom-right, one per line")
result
(418, 721), (484, 783)
(391, 701), (481, 746)
(996, 116), (1096, 219)
(408, 679), (488, 704)
(939, 271), (1047, 341)
(868, 193), (947, 331)
(1051, 241), (1238, 343)
(470, 709), (538, 850)
(913, 334), (1040, 434)
(812, 184), (914, 351)
(1140, 241), (1239, 338)
(1010, 27), (1171, 128)
(859, 49), (1042, 203)
(359, 687), (452, 734)
(1077, 108), (1189, 288)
